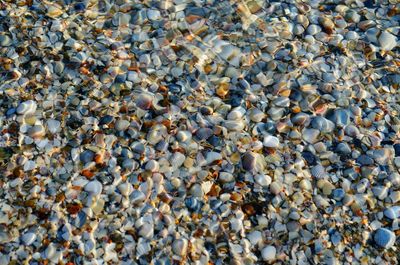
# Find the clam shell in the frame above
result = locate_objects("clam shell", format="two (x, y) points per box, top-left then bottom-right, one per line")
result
(311, 164), (327, 179)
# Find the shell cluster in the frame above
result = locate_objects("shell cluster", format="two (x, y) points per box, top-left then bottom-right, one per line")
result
(0, 0), (399, 264)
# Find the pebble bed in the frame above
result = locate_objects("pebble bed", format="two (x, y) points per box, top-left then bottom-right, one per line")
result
(0, 0), (399, 264)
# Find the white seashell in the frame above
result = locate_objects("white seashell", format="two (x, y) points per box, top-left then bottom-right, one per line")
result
(247, 230), (262, 245)
(302, 128), (320, 144)
(219, 172), (234, 183)
(378, 31), (397, 51)
(170, 152), (186, 169)
(254, 174), (271, 187)
(263, 135), (280, 148)
(227, 107), (246, 120)
(261, 246), (276, 261)
(311, 164), (327, 179)
(118, 183), (133, 196)
(138, 223), (154, 239)
(84, 180), (102, 196)
(17, 100), (37, 115)
(21, 232), (36, 246)
(131, 190), (146, 204)
(206, 151), (222, 165)
(172, 238), (188, 256)
(136, 240), (151, 257)
(47, 119), (61, 134)
(384, 206), (400, 220)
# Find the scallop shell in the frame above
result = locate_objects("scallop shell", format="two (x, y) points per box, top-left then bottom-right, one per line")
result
(311, 164), (327, 179)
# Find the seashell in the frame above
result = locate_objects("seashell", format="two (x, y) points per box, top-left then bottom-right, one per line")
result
(118, 183), (133, 196)
(371, 148), (391, 165)
(267, 107), (285, 120)
(263, 135), (280, 148)
(227, 107), (246, 120)
(115, 119), (130, 131)
(130, 190), (146, 204)
(170, 152), (186, 169)
(269, 181), (282, 195)
(372, 186), (388, 200)
(176, 130), (192, 142)
(302, 128), (320, 144)
(306, 24), (321, 35)
(378, 31), (397, 51)
(388, 173), (400, 187)
(21, 232), (36, 246)
(205, 151), (222, 165)
(138, 223), (154, 239)
(16, 100), (37, 115)
(219, 172), (234, 183)
(344, 125), (360, 137)
(145, 160), (159, 172)
(196, 128), (214, 140)
(84, 180), (102, 196)
(330, 109), (350, 128)
(135, 93), (153, 110)
(291, 112), (310, 126)
(254, 174), (271, 187)
(185, 197), (202, 212)
(261, 246), (276, 262)
(311, 116), (334, 133)
(242, 152), (259, 172)
(172, 238), (188, 256)
(46, 119), (61, 134)
(384, 206), (400, 220)
(80, 150), (95, 164)
(136, 240), (151, 257)
(374, 228), (395, 249)
(249, 108), (265, 122)
(47, 6), (63, 18)
(311, 164), (327, 179)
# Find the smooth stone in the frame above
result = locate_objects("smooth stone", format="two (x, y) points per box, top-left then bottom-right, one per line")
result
(21, 232), (36, 245)
(84, 180), (102, 196)
(374, 228), (396, 249)
(261, 245), (276, 261)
